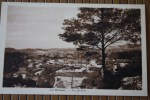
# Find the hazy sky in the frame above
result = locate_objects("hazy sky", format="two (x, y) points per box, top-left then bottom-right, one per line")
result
(6, 6), (79, 49)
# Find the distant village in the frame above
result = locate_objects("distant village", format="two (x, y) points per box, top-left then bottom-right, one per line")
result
(3, 47), (142, 89)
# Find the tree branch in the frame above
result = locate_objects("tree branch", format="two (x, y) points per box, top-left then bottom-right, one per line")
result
(104, 28), (114, 35)
(96, 44), (102, 50)
(104, 28), (121, 45)
(104, 30), (127, 49)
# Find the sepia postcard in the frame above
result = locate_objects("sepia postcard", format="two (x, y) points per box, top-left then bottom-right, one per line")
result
(0, 2), (147, 96)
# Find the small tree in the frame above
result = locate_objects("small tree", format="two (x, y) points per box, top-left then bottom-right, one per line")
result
(59, 8), (141, 74)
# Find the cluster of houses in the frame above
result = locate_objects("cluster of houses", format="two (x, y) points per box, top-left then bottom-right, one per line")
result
(10, 48), (131, 88)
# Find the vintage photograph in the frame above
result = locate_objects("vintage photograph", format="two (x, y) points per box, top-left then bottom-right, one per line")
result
(0, 2), (147, 95)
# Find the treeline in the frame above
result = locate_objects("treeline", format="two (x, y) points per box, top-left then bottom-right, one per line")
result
(109, 49), (141, 61)
(103, 49), (142, 89)
(4, 50), (27, 73)
(3, 75), (36, 87)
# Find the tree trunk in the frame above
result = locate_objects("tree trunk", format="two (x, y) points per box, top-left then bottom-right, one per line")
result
(100, 9), (107, 72)
(101, 33), (106, 71)
(102, 47), (106, 70)
(101, 32), (114, 89)
(100, 33), (115, 88)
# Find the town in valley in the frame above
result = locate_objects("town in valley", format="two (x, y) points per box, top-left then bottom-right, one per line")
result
(3, 45), (142, 90)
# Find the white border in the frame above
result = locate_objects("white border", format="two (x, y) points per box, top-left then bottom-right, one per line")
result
(0, 2), (147, 96)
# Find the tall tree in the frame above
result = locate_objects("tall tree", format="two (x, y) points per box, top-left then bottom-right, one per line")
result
(59, 8), (141, 73)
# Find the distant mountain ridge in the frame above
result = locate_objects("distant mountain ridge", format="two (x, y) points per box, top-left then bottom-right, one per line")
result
(5, 45), (141, 54)
(5, 47), (76, 54)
